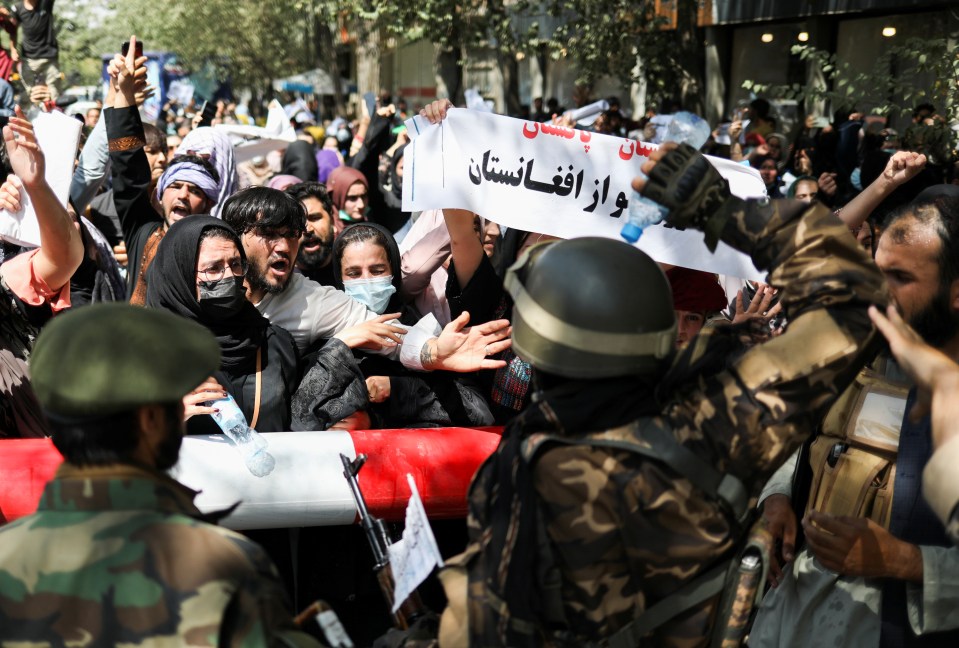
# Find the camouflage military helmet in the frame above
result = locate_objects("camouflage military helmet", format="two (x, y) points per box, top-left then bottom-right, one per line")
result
(505, 237), (676, 379)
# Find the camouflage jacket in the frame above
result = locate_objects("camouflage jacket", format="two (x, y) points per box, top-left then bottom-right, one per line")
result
(0, 463), (321, 647)
(457, 199), (889, 647)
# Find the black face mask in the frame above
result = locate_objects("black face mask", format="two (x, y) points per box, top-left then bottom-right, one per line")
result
(197, 275), (247, 320)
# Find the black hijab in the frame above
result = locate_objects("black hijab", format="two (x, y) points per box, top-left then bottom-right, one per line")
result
(281, 140), (319, 183)
(381, 143), (407, 210)
(145, 216), (268, 371)
(331, 221), (417, 325)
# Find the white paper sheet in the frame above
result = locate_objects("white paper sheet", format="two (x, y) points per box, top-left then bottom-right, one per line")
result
(216, 99), (296, 164)
(0, 111), (82, 247)
(388, 474), (444, 613)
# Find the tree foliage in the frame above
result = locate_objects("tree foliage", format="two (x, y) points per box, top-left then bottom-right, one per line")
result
(350, 0), (706, 109)
(98, 0), (330, 93)
(55, 0), (123, 86)
(52, 0), (708, 110)
(534, 0), (706, 110)
(744, 37), (959, 123)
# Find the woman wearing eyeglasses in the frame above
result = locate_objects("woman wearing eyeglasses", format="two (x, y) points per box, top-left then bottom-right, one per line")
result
(144, 215), (301, 435)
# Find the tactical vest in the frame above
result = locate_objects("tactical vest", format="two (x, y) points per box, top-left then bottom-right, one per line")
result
(806, 363), (909, 528)
(516, 417), (764, 648)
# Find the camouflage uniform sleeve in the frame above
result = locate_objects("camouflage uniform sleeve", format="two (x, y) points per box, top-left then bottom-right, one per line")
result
(220, 534), (326, 647)
(666, 199), (888, 491)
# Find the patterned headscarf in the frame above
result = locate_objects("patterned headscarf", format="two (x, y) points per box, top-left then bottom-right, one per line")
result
(178, 127), (239, 217)
(155, 161), (219, 203)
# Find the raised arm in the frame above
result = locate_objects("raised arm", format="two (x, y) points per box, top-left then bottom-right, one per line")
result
(69, 109), (109, 214)
(837, 150), (926, 230)
(105, 38), (157, 245)
(399, 209), (451, 300)
(638, 143), (888, 489)
(443, 208), (484, 290)
(4, 108), (83, 290)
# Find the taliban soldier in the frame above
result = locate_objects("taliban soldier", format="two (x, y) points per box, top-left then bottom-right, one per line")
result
(424, 130), (888, 644)
(749, 195), (959, 646)
(0, 303), (322, 647)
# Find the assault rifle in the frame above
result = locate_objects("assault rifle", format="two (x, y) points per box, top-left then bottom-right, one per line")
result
(340, 453), (429, 630)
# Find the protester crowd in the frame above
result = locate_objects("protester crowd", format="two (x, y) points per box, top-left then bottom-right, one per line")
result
(2, 15), (959, 647)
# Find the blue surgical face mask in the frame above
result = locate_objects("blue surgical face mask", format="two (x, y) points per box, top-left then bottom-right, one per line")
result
(343, 275), (396, 314)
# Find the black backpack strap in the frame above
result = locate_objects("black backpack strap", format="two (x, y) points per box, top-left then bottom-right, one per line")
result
(601, 558), (734, 648)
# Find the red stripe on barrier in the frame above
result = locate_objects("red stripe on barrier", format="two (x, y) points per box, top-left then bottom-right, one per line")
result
(0, 438), (62, 524)
(350, 427), (502, 521)
(0, 428), (503, 525)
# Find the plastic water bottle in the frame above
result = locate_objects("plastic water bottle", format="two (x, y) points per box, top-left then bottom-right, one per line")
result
(209, 392), (276, 477)
(621, 111), (712, 243)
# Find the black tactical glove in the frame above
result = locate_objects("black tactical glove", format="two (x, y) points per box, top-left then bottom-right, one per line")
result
(642, 143), (737, 252)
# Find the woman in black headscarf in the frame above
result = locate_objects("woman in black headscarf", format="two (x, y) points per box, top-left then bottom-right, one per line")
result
(145, 215), (300, 434)
(379, 143), (406, 212)
(280, 140), (318, 183)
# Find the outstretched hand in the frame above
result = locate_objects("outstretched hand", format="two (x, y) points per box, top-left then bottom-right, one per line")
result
(334, 312), (406, 350)
(3, 106), (44, 187)
(869, 304), (959, 430)
(731, 284), (784, 342)
(630, 141), (730, 251)
(426, 311), (512, 372)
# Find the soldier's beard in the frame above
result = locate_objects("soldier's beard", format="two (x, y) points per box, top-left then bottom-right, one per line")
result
(155, 417), (184, 471)
(909, 282), (959, 349)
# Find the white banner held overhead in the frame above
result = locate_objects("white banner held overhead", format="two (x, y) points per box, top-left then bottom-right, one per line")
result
(217, 99), (297, 164)
(0, 111), (82, 248)
(403, 108), (767, 281)
(387, 474), (444, 614)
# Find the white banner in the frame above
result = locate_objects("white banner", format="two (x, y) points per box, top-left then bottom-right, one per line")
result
(217, 99), (296, 164)
(402, 109), (767, 281)
(0, 111), (83, 248)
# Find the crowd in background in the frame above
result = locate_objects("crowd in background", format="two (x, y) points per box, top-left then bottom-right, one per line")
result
(3, 5), (959, 644)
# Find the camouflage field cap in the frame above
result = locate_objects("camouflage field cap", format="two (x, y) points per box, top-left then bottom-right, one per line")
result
(30, 303), (221, 420)
(505, 237), (676, 379)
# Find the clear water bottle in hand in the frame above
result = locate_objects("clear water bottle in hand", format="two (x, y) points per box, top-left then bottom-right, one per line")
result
(209, 392), (276, 477)
(621, 111), (712, 243)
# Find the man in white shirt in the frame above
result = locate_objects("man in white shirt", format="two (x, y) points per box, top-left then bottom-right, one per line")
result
(221, 186), (511, 373)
